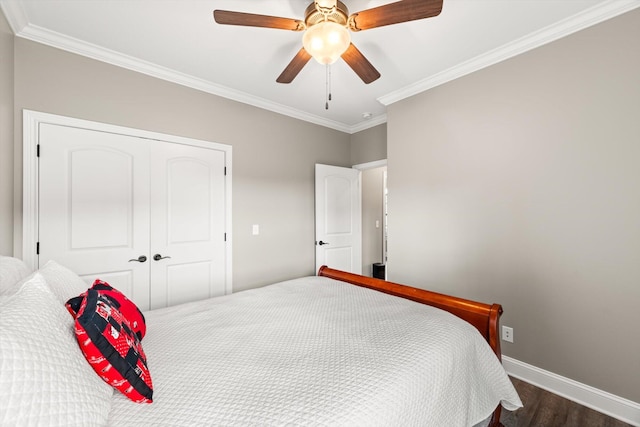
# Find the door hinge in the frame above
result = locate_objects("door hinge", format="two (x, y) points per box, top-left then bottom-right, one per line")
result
(37, 144), (40, 157)
(224, 232), (227, 242)
(224, 166), (227, 176)
(36, 241), (40, 255)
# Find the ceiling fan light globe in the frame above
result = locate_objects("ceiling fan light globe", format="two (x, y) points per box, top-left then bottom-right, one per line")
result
(302, 21), (350, 65)
(309, 36), (324, 51)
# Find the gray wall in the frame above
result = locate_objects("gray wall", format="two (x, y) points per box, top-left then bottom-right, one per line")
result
(387, 9), (640, 402)
(0, 12), (14, 255)
(350, 123), (386, 165)
(8, 37), (351, 292)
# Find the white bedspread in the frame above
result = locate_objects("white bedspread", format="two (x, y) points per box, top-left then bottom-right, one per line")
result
(108, 276), (521, 426)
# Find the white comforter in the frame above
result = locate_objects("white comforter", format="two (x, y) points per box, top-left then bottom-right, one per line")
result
(108, 276), (522, 426)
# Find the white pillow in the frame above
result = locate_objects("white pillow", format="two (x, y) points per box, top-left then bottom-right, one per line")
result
(0, 256), (32, 295)
(38, 260), (93, 304)
(0, 273), (113, 426)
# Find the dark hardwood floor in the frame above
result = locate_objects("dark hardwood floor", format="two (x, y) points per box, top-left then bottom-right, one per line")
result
(500, 377), (633, 427)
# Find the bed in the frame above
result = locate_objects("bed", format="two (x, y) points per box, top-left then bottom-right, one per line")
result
(0, 257), (522, 426)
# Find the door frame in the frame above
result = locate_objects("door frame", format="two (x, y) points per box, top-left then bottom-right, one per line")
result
(22, 110), (233, 294)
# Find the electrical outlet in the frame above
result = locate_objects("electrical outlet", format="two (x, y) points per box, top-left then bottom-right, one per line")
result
(502, 326), (514, 343)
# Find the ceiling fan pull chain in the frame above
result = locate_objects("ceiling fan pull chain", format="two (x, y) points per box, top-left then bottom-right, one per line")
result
(328, 64), (332, 101)
(325, 64), (330, 110)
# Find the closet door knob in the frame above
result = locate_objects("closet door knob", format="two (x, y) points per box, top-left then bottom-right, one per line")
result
(128, 255), (147, 263)
(153, 254), (171, 261)
(317, 241), (330, 246)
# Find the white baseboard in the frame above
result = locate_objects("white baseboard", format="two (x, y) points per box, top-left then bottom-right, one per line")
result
(502, 356), (640, 426)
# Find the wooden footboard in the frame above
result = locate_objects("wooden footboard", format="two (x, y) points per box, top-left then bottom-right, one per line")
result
(317, 266), (505, 427)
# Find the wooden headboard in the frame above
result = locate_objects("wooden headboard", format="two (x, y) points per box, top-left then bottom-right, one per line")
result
(317, 265), (506, 427)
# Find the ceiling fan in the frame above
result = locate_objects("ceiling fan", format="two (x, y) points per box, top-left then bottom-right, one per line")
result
(213, 0), (443, 85)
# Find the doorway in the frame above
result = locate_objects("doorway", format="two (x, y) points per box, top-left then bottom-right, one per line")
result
(354, 160), (387, 278)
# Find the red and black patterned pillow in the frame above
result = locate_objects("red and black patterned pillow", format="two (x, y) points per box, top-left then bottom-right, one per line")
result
(67, 280), (146, 340)
(66, 288), (153, 403)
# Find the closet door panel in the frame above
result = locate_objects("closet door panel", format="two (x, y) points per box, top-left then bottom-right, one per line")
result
(38, 123), (152, 309)
(166, 261), (212, 307)
(149, 143), (227, 309)
(167, 159), (211, 243)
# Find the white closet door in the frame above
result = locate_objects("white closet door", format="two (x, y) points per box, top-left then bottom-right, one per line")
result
(148, 143), (227, 309)
(39, 123), (152, 308)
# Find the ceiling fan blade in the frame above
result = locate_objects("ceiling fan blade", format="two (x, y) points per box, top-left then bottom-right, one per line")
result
(341, 43), (380, 84)
(348, 0), (443, 31)
(276, 48), (313, 83)
(213, 10), (304, 31)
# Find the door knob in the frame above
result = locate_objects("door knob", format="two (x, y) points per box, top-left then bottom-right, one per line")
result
(128, 255), (147, 263)
(153, 254), (171, 261)
(317, 241), (330, 246)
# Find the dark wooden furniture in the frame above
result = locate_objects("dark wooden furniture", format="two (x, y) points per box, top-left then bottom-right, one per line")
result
(318, 265), (505, 427)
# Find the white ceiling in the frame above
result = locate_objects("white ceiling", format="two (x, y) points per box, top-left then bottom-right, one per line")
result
(2, 0), (637, 133)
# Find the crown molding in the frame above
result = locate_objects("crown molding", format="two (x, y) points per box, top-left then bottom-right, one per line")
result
(4, 15), (356, 133)
(4, 0), (636, 133)
(0, 0), (28, 34)
(378, 0), (640, 106)
(348, 113), (387, 134)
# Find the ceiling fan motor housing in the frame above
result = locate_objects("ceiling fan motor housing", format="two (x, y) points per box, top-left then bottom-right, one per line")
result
(214, 0), (444, 84)
(305, 1), (349, 27)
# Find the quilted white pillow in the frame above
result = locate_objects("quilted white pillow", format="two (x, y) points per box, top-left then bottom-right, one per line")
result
(0, 256), (32, 295)
(38, 260), (93, 304)
(0, 273), (113, 426)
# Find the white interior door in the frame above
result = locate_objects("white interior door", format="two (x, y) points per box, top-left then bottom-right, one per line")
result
(39, 123), (152, 307)
(315, 164), (361, 274)
(38, 120), (229, 311)
(149, 143), (227, 309)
